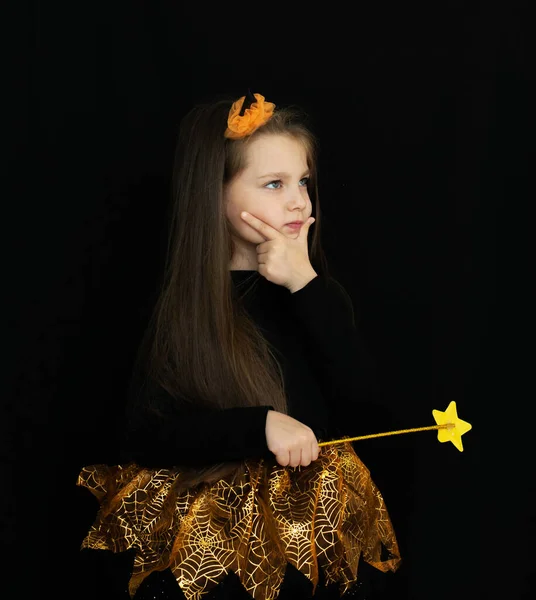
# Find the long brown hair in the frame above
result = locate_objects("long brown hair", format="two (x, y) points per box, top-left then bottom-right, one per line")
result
(130, 95), (331, 484)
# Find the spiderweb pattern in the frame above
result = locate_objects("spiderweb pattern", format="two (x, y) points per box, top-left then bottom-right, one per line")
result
(78, 443), (400, 599)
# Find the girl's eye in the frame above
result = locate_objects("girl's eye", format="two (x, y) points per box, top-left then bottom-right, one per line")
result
(265, 178), (309, 190)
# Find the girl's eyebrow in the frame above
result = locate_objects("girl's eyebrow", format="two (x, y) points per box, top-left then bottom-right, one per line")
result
(257, 171), (310, 180)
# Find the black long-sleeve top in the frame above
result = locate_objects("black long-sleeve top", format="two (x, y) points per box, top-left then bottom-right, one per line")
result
(120, 270), (380, 470)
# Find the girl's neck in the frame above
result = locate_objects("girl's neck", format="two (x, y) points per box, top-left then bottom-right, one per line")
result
(228, 254), (258, 272)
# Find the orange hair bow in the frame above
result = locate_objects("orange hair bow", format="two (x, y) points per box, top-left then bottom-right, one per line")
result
(224, 92), (276, 139)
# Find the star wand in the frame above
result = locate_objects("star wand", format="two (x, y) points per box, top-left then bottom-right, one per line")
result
(318, 401), (472, 452)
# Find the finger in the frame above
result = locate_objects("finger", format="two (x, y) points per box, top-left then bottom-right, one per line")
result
(301, 448), (311, 467)
(255, 243), (269, 256)
(288, 448), (301, 468)
(311, 440), (319, 461)
(241, 212), (283, 241)
(298, 217), (315, 242)
(277, 451), (290, 467)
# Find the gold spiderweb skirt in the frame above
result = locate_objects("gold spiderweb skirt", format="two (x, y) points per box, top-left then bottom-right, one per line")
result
(77, 443), (401, 599)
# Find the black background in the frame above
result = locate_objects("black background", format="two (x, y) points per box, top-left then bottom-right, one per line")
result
(3, 1), (533, 598)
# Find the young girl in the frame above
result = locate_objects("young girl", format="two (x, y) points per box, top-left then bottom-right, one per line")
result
(77, 91), (401, 600)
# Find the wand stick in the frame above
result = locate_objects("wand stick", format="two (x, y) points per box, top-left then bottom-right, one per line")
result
(318, 423), (453, 446)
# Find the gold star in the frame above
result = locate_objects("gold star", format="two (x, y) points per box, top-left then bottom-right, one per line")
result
(432, 401), (472, 452)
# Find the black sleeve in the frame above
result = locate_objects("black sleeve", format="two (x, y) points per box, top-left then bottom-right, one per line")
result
(120, 384), (275, 469)
(288, 274), (381, 433)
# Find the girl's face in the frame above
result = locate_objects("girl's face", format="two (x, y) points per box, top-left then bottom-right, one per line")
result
(225, 133), (313, 270)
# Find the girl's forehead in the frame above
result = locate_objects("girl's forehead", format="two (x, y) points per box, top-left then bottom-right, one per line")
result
(243, 134), (308, 168)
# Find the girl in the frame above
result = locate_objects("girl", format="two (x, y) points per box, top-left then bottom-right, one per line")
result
(77, 91), (401, 600)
